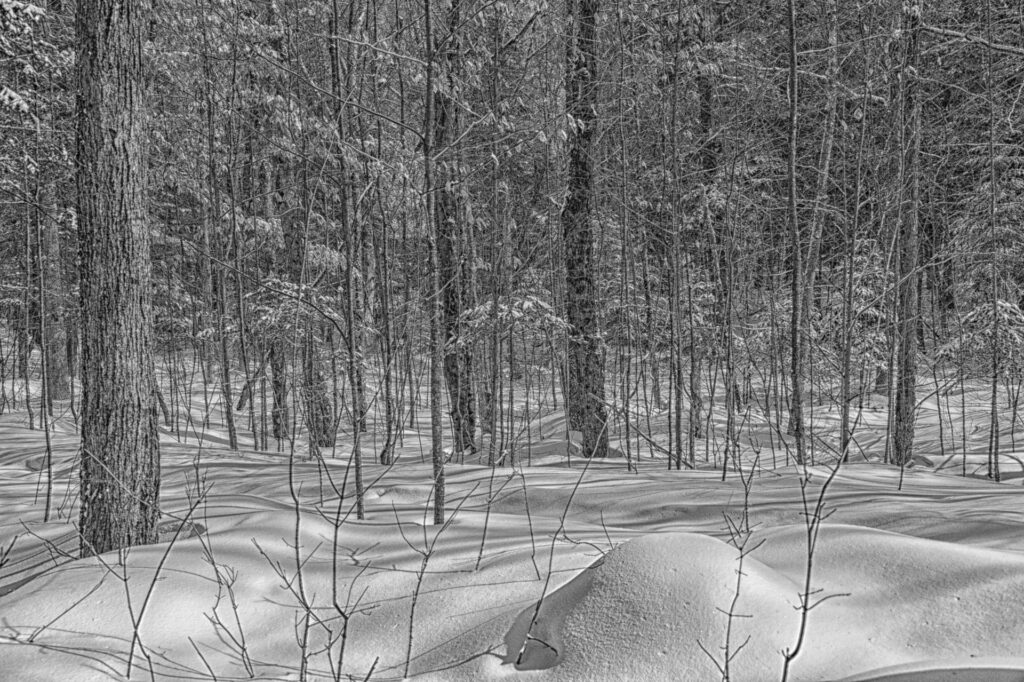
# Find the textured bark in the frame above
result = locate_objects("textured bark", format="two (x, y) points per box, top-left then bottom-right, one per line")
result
(269, 339), (290, 443)
(433, 0), (476, 457)
(199, 35), (237, 451)
(32, 185), (71, 402)
(789, 0), (838, 441)
(893, 1), (922, 467)
(563, 0), (608, 458)
(786, 0), (806, 465)
(215, 272), (238, 450)
(425, 0), (445, 524)
(800, 0), (839, 312)
(689, 6), (718, 447)
(370, 215), (398, 465)
(76, 0), (160, 556)
(302, 329), (335, 451)
(328, 0), (369, 440)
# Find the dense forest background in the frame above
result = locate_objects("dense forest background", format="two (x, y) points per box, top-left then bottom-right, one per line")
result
(2, 0), (1023, 536)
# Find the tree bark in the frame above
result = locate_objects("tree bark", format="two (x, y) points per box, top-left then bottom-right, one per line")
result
(303, 328), (335, 451)
(425, 0), (446, 524)
(563, 0), (608, 458)
(76, 0), (160, 556)
(32, 184), (71, 403)
(787, 0), (806, 465)
(790, 0), (838, 442)
(269, 339), (290, 443)
(893, 1), (922, 467)
(433, 0), (476, 457)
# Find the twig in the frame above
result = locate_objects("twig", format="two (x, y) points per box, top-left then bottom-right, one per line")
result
(515, 419), (609, 667)
(920, 24), (1024, 58)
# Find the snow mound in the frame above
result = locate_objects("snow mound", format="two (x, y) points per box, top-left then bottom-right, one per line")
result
(504, 526), (1024, 681)
(505, 532), (799, 680)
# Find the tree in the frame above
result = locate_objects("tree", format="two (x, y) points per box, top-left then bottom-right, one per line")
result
(76, 0), (160, 556)
(787, 0), (805, 465)
(425, 0), (446, 523)
(433, 0), (477, 458)
(563, 0), (608, 458)
(892, 0), (922, 467)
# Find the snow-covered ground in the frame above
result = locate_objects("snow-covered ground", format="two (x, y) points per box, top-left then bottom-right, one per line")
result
(3, 375), (1024, 681)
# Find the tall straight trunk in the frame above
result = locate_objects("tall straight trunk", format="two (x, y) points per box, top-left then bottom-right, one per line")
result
(303, 327), (335, 451)
(787, 0), (806, 465)
(292, 156), (335, 455)
(269, 340), (289, 444)
(34, 183), (71, 403)
(215, 271), (238, 450)
(893, 0), (922, 467)
(76, 0), (160, 556)
(615, 9), (633, 469)
(801, 0), (839, 313)
(433, 0), (476, 456)
(22, 172), (33, 428)
(219, 34), (256, 447)
(483, 6), (504, 465)
(199, 9), (237, 450)
(685, 260), (700, 466)
(984, 0), (1000, 481)
(793, 0), (838, 440)
(719, 171), (739, 476)
(329, 0), (369, 445)
(842, 78), (871, 462)
(371, 198), (398, 464)
(641, 258), (663, 410)
(689, 1), (718, 449)
(563, 0), (608, 458)
(425, 0), (445, 524)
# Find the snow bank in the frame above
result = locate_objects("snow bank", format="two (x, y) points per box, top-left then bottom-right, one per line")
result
(499, 526), (1024, 681)
(506, 532), (798, 680)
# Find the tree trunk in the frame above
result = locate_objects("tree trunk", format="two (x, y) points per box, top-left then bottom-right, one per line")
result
(792, 0), (838, 440)
(33, 184), (71, 403)
(425, 0), (446, 524)
(433, 0), (476, 457)
(303, 328), (335, 452)
(787, 0), (806, 465)
(269, 339), (290, 443)
(563, 0), (608, 458)
(76, 0), (160, 556)
(328, 0), (369, 441)
(893, 1), (922, 467)
(984, 0), (1000, 481)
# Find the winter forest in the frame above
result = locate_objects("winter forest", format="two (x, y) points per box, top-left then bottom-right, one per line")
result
(3, 0), (1024, 679)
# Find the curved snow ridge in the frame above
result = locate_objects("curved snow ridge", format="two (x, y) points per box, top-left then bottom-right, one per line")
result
(840, 658), (1024, 682)
(505, 527), (1024, 681)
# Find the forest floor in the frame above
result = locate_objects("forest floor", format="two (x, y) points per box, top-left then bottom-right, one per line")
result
(3, 374), (1024, 681)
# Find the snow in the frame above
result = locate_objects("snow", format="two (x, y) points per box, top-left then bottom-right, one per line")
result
(4, 379), (1024, 680)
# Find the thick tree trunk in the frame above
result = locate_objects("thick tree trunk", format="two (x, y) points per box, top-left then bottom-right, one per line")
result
(563, 0), (608, 458)
(76, 0), (160, 556)
(433, 0), (476, 457)
(787, 0), (806, 465)
(893, 1), (922, 467)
